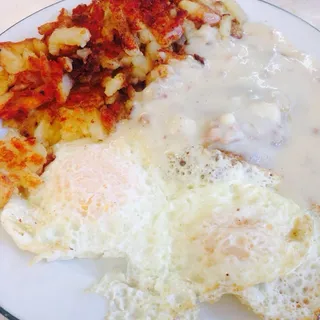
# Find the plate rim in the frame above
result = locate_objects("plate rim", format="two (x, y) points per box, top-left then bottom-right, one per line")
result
(1, 0), (320, 38)
(0, 0), (319, 319)
(0, 0), (66, 37)
(0, 306), (18, 320)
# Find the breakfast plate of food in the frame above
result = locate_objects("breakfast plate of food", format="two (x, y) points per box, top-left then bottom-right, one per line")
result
(0, 0), (319, 319)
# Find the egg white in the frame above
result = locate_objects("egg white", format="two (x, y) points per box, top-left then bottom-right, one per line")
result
(238, 211), (320, 320)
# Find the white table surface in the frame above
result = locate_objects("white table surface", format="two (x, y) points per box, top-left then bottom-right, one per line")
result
(0, 0), (319, 319)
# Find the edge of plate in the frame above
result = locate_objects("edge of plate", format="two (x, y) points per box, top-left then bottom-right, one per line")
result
(0, 307), (19, 320)
(258, 0), (320, 32)
(0, 0), (319, 319)
(0, 5), (65, 320)
(0, 0), (66, 37)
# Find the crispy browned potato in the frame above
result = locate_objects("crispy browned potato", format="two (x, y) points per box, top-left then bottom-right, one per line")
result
(0, 130), (47, 192)
(0, 174), (14, 209)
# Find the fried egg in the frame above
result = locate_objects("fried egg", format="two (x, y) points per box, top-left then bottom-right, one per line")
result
(238, 211), (320, 320)
(168, 183), (313, 304)
(89, 181), (313, 319)
(0, 137), (313, 319)
(0, 137), (168, 263)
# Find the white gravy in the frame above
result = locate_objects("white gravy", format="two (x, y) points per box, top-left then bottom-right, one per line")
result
(115, 22), (320, 208)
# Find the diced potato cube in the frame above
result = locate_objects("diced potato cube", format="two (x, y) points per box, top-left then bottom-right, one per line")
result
(222, 0), (247, 24)
(146, 41), (161, 61)
(179, 0), (200, 15)
(48, 27), (91, 56)
(146, 64), (171, 84)
(56, 74), (73, 103)
(103, 73), (125, 97)
(132, 55), (152, 81)
(0, 47), (25, 74)
(219, 14), (232, 38)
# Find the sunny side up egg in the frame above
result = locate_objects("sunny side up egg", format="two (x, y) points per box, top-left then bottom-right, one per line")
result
(1, 137), (170, 267)
(168, 183), (313, 303)
(91, 180), (313, 319)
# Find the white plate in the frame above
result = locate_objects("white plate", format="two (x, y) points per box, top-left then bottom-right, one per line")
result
(0, 1), (320, 319)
